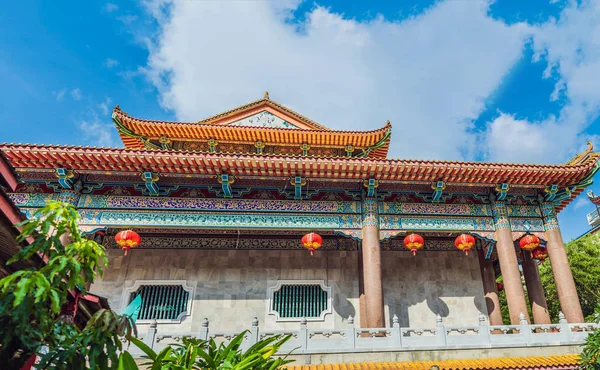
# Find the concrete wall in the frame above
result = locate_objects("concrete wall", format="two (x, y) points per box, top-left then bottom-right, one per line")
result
(382, 250), (487, 327)
(91, 248), (486, 334)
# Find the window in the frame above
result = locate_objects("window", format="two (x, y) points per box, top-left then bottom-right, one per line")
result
(268, 281), (332, 322)
(122, 280), (193, 323)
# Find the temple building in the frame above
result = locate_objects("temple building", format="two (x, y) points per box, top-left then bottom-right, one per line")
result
(1, 93), (599, 364)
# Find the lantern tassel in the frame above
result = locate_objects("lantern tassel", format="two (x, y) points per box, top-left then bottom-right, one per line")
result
(412, 249), (416, 256)
(309, 248), (315, 257)
(124, 248), (129, 256)
(465, 250), (469, 256)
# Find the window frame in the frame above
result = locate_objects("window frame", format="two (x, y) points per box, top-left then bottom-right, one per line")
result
(121, 280), (194, 324)
(267, 280), (332, 323)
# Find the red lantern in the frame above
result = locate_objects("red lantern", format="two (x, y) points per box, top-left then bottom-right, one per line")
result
(519, 235), (540, 251)
(532, 246), (548, 262)
(497, 282), (504, 291)
(403, 233), (424, 256)
(454, 234), (475, 256)
(302, 232), (323, 256)
(115, 230), (141, 255)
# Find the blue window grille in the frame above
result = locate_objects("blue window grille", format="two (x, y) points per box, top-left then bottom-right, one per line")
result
(272, 284), (328, 318)
(130, 285), (189, 320)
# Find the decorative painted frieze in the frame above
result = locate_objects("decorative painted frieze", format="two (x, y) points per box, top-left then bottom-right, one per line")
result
(379, 202), (492, 216)
(491, 202), (510, 230)
(509, 218), (545, 232)
(361, 197), (379, 228)
(8, 192), (56, 207)
(382, 238), (457, 251)
(77, 209), (362, 229)
(379, 216), (495, 231)
(78, 195), (360, 214)
(58, 190), (81, 207)
(506, 205), (542, 218)
(541, 202), (560, 230)
(103, 235), (358, 251)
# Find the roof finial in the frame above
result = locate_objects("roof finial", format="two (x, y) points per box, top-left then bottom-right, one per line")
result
(264, 91), (270, 100)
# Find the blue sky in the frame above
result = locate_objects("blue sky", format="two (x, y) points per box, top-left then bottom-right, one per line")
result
(1, 0), (600, 241)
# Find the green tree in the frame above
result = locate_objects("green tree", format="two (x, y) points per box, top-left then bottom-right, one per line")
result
(126, 332), (293, 370)
(0, 201), (294, 369)
(0, 201), (135, 368)
(540, 232), (600, 322)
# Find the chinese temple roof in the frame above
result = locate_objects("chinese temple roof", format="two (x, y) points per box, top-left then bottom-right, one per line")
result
(284, 354), (581, 370)
(112, 93), (392, 159)
(1, 142), (598, 211)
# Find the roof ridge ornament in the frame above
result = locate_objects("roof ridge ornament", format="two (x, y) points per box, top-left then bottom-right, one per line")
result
(264, 91), (270, 100)
(565, 141), (595, 166)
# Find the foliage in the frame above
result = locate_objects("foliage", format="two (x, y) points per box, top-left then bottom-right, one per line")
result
(38, 309), (136, 369)
(123, 332), (293, 370)
(0, 201), (135, 369)
(540, 232), (600, 322)
(581, 304), (600, 370)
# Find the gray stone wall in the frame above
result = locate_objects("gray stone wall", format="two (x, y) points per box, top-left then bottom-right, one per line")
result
(91, 248), (486, 334)
(381, 251), (487, 327)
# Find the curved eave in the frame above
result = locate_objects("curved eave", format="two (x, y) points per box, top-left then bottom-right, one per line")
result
(2, 144), (598, 188)
(114, 109), (392, 158)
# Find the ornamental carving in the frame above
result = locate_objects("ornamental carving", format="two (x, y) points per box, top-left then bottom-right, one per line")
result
(381, 238), (457, 251)
(229, 111), (298, 129)
(78, 195), (360, 214)
(103, 236), (358, 251)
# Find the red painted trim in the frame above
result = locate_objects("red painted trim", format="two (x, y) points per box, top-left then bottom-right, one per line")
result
(0, 155), (18, 191)
(0, 190), (24, 226)
(20, 354), (36, 370)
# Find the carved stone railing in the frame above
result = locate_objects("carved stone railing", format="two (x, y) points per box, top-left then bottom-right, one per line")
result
(127, 313), (598, 358)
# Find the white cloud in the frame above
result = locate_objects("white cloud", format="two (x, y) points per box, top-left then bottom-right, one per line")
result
(98, 97), (112, 116)
(78, 114), (119, 147)
(53, 89), (67, 102)
(483, 1), (600, 163)
(572, 193), (592, 210)
(105, 3), (119, 13)
(140, 0), (600, 164)
(142, 0), (530, 161)
(70, 88), (82, 101)
(104, 58), (119, 68)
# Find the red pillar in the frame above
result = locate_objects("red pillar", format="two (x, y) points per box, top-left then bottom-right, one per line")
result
(478, 250), (503, 325)
(493, 202), (530, 324)
(361, 197), (385, 328)
(542, 203), (584, 323)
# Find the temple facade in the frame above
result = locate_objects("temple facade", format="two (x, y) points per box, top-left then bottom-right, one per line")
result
(1, 93), (599, 348)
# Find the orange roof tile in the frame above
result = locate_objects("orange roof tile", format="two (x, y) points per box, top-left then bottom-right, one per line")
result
(112, 106), (392, 158)
(0, 143), (598, 211)
(284, 354), (581, 370)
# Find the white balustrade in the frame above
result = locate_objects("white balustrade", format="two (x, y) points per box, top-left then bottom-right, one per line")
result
(131, 311), (598, 357)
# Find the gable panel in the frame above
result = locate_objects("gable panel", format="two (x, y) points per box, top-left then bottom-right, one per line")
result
(228, 111), (299, 129)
